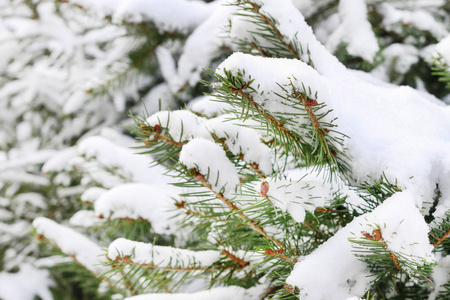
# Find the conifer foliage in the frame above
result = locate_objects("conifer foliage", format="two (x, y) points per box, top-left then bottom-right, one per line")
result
(1, 0), (449, 299)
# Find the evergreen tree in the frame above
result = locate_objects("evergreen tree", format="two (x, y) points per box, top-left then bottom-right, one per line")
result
(1, 0), (449, 299)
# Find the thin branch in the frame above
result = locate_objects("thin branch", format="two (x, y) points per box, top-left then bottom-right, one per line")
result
(361, 229), (401, 271)
(433, 228), (450, 248)
(192, 170), (284, 248)
(264, 248), (297, 264)
(243, 0), (300, 59)
(221, 249), (250, 268)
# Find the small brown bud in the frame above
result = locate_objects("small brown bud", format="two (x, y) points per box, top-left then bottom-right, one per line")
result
(153, 124), (161, 134)
(264, 248), (275, 255)
(277, 248), (283, 254)
(373, 229), (382, 241)
(305, 99), (318, 107)
(144, 138), (152, 146)
(260, 181), (269, 197)
(174, 200), (185, 209)
(361, 231), (373, 240)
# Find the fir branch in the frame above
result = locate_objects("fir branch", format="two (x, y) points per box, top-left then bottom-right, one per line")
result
(191, 169), (284, 248)
(221, 249), (250, 268)
(350, 227), (434, 287)
(233, 0), (302, 60)
(360, 228), (401, 272)
(263, 248), (297, 264)
(433, 229), (450, 248)
(207, 69), (349, 177)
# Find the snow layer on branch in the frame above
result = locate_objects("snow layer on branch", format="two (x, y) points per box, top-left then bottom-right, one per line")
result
(77, 136), (169, 185)
(179, 138), (240, 198)
(435, 34), (450, 66)
(430, 255), (450, 298)
(380, 3), (449, 39)
(187, 95), (232, 117)
(70, 0), (212, 33)
(371, 44), (419, 83)
(0, 150), (56, 172)
(147, 110), (210, 142)
(94, 183), (178, 234)
(286, 191), (434, 299)
(33, 217), (108, 275)
(42, 147), (77, 173)
(327, 0), (379, 62)
(147, 110), (273, 175)
(173, 0), (235, 91)
(217, 51), (450, 215)
(124, 286), (260, 300)
(205, 115), (273, 174)
(81, 187), (107, 204)
(69, 210), (105, 228)
(108, 238), (220, 269)
(0, 264), (54, 300)
(259, 176), (331, 222)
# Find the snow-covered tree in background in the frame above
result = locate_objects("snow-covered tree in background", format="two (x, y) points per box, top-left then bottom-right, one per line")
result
(0, 0), (449, 299)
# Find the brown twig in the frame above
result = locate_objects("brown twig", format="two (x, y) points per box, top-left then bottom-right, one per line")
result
(243, 0), (300, 59)
(362, 229), (401, 271)
(264, 248), (297, 264)
(231, 88), (304, 158)
(221, 249), (250, 268)
(433, 228), (450, 248)
(193, 170), (284, 248)
(250, 42), (272, 57)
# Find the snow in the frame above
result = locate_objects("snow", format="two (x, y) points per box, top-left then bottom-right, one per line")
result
(0, 150), (56, 172)
(147, 110), (272, 174)
(124, 286), (260, 300)
(173, 0), (235, 91)
(259, 176), (332, 222)
(435, 34), (450, 66)
(371, 44), (419, 83)
(78, 136), (170, 185)
(326, 0), (379, 62)
(379, 3), (449, 40)
(179, 138), (240, 198)
(94, 183), (178, 234)
(206, 115), (273, 175)
(69, 210), (105, 228)
(33, 217), (108, 275)
(108, 238), (220, 269)
(81, 187), (107, 203)
(187, 95), (231, 117)
(430, 255), (450, 299)
(286, 191), (434, 299)
(147, 110), (211, 142)
(70, 0), (212, 33)
(0, 264), (54, 300)
(217, 52), (450, 216)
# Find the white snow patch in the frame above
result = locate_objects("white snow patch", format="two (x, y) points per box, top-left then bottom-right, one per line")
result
(286, 191), (434, 299)
(0, 264), (54, 300)
(94, 183), (178, 234)
(33, 217), (108, 275)
(327, 0), (379, 62)
(124, 286), (260, 300)
(259, 176), (332, 222)
(108, 238), (220, 269)
(179, 138), (240, 198)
